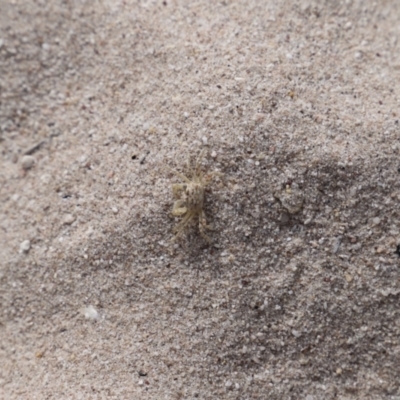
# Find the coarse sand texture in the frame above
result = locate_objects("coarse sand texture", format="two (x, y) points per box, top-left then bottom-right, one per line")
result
(1, 1), (400, 399)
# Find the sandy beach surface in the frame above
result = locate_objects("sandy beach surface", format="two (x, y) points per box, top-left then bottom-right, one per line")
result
(1, 1), (400, 398)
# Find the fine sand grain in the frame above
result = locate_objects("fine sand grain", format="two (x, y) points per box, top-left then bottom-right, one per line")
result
(1, 1), (400, 399)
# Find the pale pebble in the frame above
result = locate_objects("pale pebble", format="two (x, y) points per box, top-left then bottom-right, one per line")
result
(21, 155), (35, 170)
(19, 240), (31, 253)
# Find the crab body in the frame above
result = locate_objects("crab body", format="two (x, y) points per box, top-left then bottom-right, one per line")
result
(168, 151), (213, 242)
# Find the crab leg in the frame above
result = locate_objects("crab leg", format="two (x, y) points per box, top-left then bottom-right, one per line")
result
(198, 209), (211, 243)
(166, 165), (191, 184)
(172, 211), (194, 239)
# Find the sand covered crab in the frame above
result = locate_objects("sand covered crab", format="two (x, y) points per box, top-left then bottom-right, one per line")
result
(167, 150), (217, 243)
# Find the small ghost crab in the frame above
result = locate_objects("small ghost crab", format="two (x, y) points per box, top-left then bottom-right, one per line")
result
(167, 150), (216, 243)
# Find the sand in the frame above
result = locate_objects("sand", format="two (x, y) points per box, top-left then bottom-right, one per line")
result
(1, 0), (400, 398)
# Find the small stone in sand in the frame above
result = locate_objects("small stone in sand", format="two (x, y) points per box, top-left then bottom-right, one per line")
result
(21, 155), (35, 170)
(63, 214), (76, 225)
(19, 240), (31, 253)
